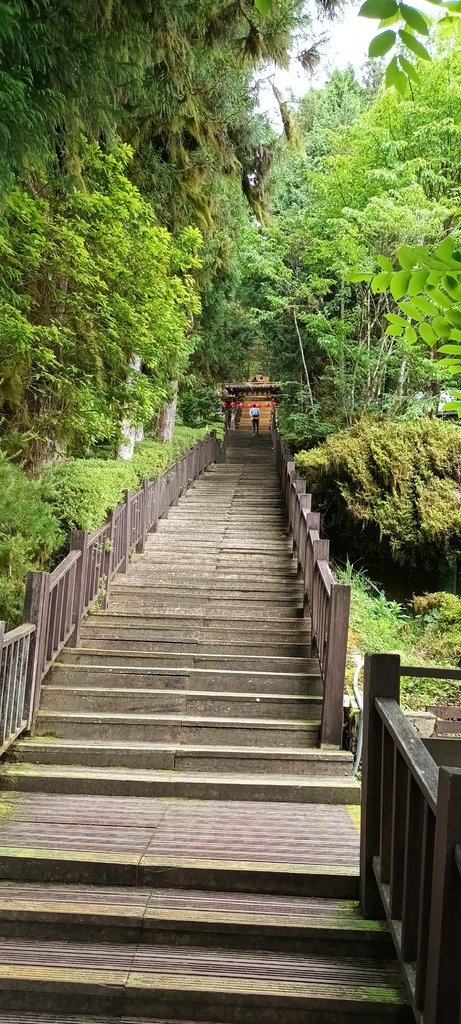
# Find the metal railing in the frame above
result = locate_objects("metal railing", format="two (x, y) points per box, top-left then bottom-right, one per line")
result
(0, 429), (225, 754)
(361, 652), (461, 1024)
(271, 417), (351, 747)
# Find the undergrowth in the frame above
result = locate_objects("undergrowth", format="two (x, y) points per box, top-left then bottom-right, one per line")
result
(340, 564), (461, 710)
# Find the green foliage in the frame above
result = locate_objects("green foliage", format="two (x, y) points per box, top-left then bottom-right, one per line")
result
(43, 426), (213, 534)
(0, 453), (63, 627)
(178, 387), (222, 427)
(341, 565), (461, 708)
(0, 426), (211, 628)
(0, 141), (202, 468)
(295, 417), (461, 565)
(360, 0), (461, 88)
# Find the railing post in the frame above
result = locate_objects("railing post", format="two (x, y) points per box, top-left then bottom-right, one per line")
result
(102, 509), (115, 610)
(319, 578), (349, 748)
(23, 570), (51, 720)
(360, 653), (401, 918)
(121, 491), (131, 571)
(137, 479), (149, 552)
(68, 530), (88, 648)
(424, 767), (461, 1024)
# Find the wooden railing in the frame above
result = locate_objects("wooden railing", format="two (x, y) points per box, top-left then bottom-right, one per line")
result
(361, 652), (461, 1024)
(0, 429), (225, 754)
(271, 418), (350, 747)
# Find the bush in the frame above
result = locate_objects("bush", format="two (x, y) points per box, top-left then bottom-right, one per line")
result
(0, 454), (64, 627)
(178, 387), (222, 427)
(295, 417), (461, 567)
(43, 425), (215, 534)
(1, 425), (216, 628)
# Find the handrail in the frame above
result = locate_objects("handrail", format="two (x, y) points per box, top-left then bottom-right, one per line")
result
(361, 652), (461, 1024)
(0, 426), (226, 754)
(271, 416), (351, 748)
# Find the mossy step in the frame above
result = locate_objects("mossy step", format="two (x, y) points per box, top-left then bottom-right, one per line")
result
(0, 764), (359, 803)
(0, 939), (410, 1021)
(0, 882), (391, 954)
(10, 739), (353, 777)
(0, 792), (360, 896)
(34, 710), (320, 746)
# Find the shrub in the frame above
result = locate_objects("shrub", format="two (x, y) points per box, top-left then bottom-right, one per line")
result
(0, 454), (64, 627)
(295, 417), (461, 567)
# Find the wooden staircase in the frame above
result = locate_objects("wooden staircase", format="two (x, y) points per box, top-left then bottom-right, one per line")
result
(0, 432), (410, 1022)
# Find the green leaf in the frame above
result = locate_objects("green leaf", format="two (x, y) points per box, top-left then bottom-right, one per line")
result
(443, 276), (461, 300)
(390, 270), (411, 300)
(446, 309), (461, 329)
(399, 29), (431, 60)
(369, 30), (396, 57)
(379, 12), (400, 24)
(254, 0), (272, 13)
(399, 300), (422, 319)
(399, 54), (421, 84)
(396, 244), (419, 270)
(371, 270), (392, 292)
(449, 328), (461, 341)
(385, 324), (404, 336)
(412, 296), (440, 317)
(348, 272), (373, 282)
(386, 312), (409, 327)
(405, 325), (417, 344)
(408, 270), (429, 295)
(438, 343), (461, 353)
(436, 237), (455, 261)
(377, 254), (393, 272)
(419, 321), (437, 345)
(426, 286), (452, 309)
(385, 55), (400, 89)
(432, 314), (452, 338)
(400, 4), (430, 34)
(359, 0), (398, 16)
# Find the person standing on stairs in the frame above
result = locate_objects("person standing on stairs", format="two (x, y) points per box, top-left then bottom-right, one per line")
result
(249, 402), (260, 435)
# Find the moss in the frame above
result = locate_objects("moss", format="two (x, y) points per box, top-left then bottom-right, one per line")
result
(296, 417), (461, 567)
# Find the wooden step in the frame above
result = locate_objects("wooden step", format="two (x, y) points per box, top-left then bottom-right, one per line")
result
(34, 710), (321, 746)
(39, 686), (322, 719)
(47, 665), (322, 695)
(0, 792), (360, 896)
(0, 882), (391, 953)
(1, 764), (359, 803)
(0, 939), (410, 1021)
(10, 739), (354, 777)
(57, 649), (313, 674)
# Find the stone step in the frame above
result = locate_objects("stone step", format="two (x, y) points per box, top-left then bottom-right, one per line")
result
(48, 665), (322, 696)
(0, 791), (360, 897)
(0, 881), (391, 955)
(0, 764), (360, 803)
(58, 650), (313, 674)
(80, 638), (312, 657)
(39, 686), (321, 720)
(34, 710), (320, 746)
(9, 739), (354, 777)
(0, 939), (409, 1021)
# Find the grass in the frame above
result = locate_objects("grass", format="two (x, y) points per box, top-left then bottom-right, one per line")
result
(338, 564), (461, 710)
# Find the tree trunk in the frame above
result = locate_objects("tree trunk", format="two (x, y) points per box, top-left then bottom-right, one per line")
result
(117, 355), (142, 460)
(156, 381), (178, 442)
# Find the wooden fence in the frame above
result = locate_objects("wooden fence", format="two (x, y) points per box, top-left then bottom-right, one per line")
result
(271, 418), (351, 747)
(0, 429), (225, 755)
(361, 652), (461, 1024)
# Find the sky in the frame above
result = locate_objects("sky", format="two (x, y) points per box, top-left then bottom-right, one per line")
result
(257, 0), (377, 125)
